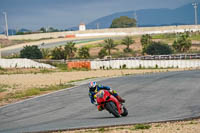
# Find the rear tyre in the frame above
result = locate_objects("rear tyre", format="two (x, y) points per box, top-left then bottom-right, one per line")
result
(105, 101), (120, 118)
(121, 106), (128, 117)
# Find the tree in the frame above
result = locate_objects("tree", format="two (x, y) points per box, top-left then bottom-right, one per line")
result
(98, 48), (107, 59)
(20, 45), (42, 59)
(172, 33), (192, 53)
(40, 27), (46, 33)
(122, 36), (135, 53)
(103, 38), (117, 55)
(16, 32), (24, 35)
(51, 46), (65, 59)
(78, 47), (90, 58)
(110, 16), (136, 28)
(144, 42), (173, 55)
(141, 34), (152, 54)
(48, 27), (59, 32)
(41, 48), (51, 59)
(64, 41), (77, 59)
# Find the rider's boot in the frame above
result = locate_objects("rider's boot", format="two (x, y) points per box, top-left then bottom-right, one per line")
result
(97, 105), (103, 111)
(116, 95), (125, 103)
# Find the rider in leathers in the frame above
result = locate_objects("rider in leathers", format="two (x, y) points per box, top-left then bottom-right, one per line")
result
(88, 81), (125, 111)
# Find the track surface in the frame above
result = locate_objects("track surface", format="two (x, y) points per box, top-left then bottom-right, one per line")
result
(1, 37), (122, 56)
(0, 70), (200, 133)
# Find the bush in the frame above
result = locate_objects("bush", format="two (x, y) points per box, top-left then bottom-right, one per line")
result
(51, 46), (65, 59)
(172, 33), (192, 53)
(144, 42), (173, 55)
(20, 45), (42, 59)
(78, 47), (90, 58)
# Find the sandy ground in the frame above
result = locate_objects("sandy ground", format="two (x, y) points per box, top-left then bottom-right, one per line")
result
(61, 119), (200, 133)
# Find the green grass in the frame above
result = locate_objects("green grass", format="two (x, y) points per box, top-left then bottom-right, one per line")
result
(0, 88), (7, 92)
(39, 69), (55, 73)
(0, 68), (55, 75)
(2, 84), (74, 101)
(68, 77), (97, 83)
(188, 121), (198, 125)
(0, 84), (10, 92)
(152, 33), (177, 39)
(85, 43), (104, 49)
(0, 66), (4, 70)
(132, 124), (151, 130)
(53, 63), (68, 71)
(190, 34), (200, 41)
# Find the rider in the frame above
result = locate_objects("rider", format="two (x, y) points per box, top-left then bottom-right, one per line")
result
(88, 81), (125, 111)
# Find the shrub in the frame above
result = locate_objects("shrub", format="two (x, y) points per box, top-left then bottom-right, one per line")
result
(78, 47), (90, 58)
(20, 45), (42, 59)
(51, 46), (65, 59)
(172, 33), (192, 53)
(144, 42), (173, 55)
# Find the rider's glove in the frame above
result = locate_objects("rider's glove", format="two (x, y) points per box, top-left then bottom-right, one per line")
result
(109, 89), (114, 94)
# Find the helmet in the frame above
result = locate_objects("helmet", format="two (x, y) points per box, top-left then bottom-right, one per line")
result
(89, 81), (97, 91)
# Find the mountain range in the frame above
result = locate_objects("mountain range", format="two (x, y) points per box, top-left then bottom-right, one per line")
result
(85, 3), (199, 29)
(1, 3), (199, 35)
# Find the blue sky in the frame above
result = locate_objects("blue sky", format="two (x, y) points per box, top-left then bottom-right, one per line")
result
(0, 0), (196, 32)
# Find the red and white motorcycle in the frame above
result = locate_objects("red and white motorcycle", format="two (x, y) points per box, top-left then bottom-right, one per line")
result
(95, 90), (128, 117)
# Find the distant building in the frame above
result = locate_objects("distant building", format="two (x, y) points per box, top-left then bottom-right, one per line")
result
(79, 23), (86, 31)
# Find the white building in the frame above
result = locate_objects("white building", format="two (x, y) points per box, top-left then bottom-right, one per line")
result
(79, 23), (86, 31)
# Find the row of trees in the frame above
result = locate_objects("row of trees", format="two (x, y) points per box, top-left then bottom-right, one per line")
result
(20, 33), (192, 59)
(20, 42), (90, 59)
(20, 37), (135, 59)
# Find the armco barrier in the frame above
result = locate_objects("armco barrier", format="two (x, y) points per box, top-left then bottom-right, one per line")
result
(67, 61), (91, 69)
(90, 60), (200, 69)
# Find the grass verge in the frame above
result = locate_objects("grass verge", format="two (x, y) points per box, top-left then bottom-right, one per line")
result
(0, 84), (74, 102)
(132, 124), (151, 130)
(68, 77), (97, 83)
(0, 84), (10, 92)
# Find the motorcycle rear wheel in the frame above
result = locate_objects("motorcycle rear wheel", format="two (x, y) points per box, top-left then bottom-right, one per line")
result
(105, 101), (120, 118)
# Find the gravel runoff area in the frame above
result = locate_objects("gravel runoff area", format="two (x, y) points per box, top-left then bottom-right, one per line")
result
(59, 118), (200, 133)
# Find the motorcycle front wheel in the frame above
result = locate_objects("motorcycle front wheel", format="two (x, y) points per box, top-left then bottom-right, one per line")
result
(105, 101), (120, 118)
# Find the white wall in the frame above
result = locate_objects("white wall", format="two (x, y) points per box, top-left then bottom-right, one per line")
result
(8, 25), (200, 40)
(0, 59), (55, 69)
(91, 60), (200, 69)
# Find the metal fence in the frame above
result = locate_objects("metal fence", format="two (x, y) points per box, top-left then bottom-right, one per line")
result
(34, 53), (200, 64)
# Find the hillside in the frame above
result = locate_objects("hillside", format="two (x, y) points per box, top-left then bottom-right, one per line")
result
(86, 3), (199, 29)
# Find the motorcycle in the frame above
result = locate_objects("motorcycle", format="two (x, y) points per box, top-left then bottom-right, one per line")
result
(95, 90), (128, 118)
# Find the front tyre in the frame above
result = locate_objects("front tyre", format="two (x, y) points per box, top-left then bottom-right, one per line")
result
(105, 101), (120, 118)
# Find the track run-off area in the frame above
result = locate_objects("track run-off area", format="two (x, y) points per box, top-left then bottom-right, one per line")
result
(0, 70), (200, 133)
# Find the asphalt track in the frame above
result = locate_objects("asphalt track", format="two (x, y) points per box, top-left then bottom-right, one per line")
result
(1, 37), (123, 56)
(0, 70), (200, 133)
(1, 38), (100, 56)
